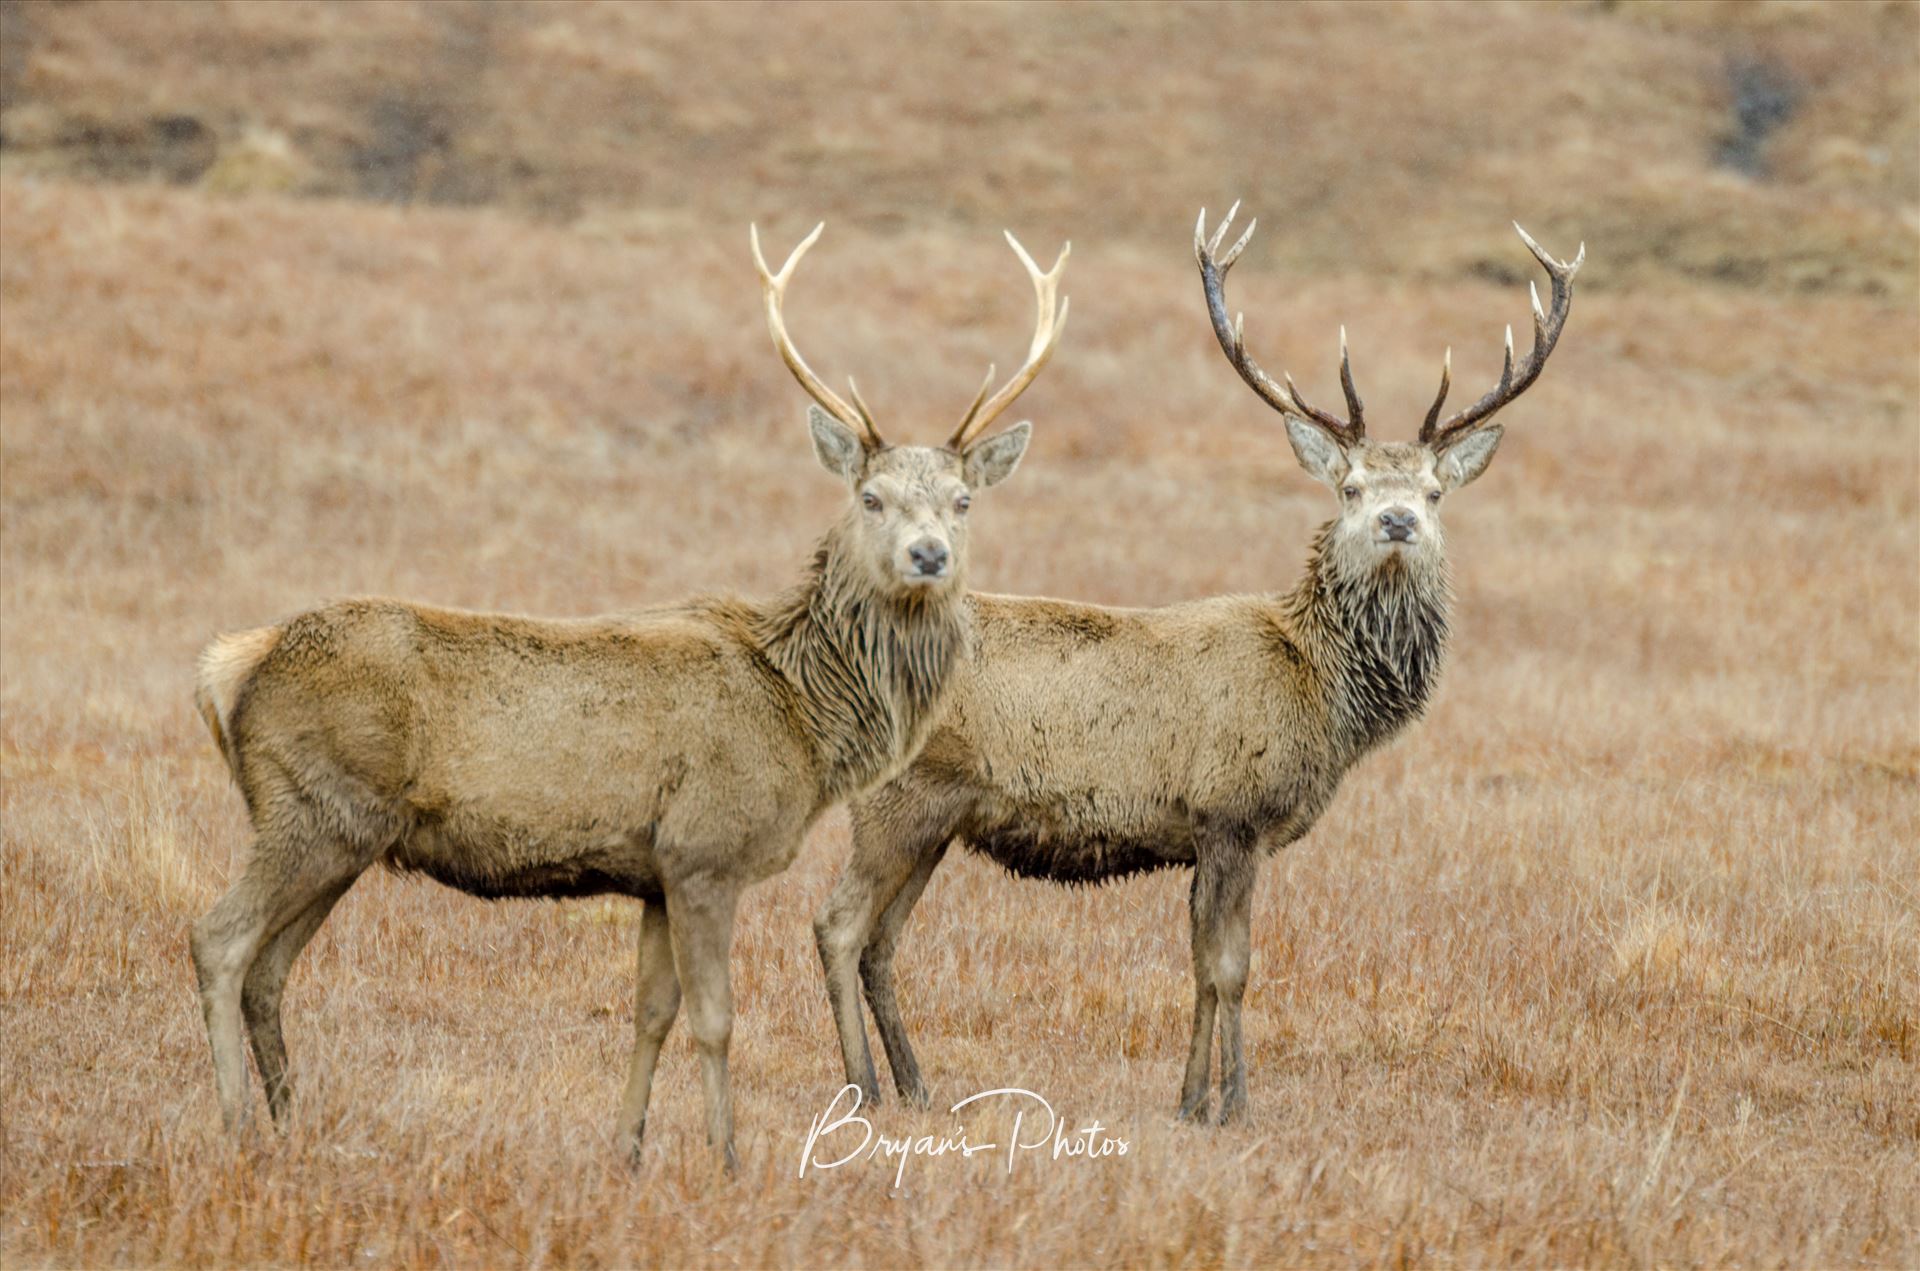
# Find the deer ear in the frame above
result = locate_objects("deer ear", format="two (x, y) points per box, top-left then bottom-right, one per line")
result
(1284, 416), (1348, 489)
(1438, 425), (1503, 491)
(808, 405), (865, 480)
(962, 420), (1031, 490)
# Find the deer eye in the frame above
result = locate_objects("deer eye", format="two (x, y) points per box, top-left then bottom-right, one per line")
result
(954, 494), (971, 515)
(1427, 490), (1442, 504)
(861, 491), (882, 513)
(1342, 486), (1360, 501)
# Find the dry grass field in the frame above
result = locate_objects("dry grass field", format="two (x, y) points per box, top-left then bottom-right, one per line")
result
(2, 2), (1917, 1266)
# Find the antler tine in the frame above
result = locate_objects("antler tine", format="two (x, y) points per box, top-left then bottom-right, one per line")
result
(1200, 200), (1258, 270)
(750, 222), (883, 447)
(949, 231), (1070, 449)
(1205, 201), (1233, 257)
(1428, 222), (1583, 450)
(845, 376), (880, 437)
(1195, 203), (1363, 444)
(1338, 325), (1365, 429)
(954, 363), (995, 435)
(1419, 347), (1452, 439)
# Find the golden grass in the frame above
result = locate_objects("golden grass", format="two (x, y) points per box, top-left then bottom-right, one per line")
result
(2, 3), (1917, 1267)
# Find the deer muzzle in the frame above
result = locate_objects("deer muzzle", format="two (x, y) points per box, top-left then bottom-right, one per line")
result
(904, 537), (951, 582)
(1378, 507), (1419, 544)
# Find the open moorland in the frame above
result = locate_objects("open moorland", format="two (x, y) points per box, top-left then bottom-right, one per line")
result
(2, 2), (1916, 1266)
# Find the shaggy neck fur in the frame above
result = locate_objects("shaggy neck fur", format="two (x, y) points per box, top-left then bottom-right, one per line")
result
(1283, 521), (1452, 756)
(753, 517), (968, 801)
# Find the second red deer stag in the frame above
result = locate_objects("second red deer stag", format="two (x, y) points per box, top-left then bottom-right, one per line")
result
(814, 205), (1581, 1124)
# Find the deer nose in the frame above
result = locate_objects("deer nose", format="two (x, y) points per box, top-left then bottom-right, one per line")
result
(908, 539), (950, 576)
(1379, 507), (1418, 541)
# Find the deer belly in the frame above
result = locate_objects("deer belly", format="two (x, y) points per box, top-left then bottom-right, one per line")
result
(385, 817), (661, 900)
(964, 802), (1194, 886)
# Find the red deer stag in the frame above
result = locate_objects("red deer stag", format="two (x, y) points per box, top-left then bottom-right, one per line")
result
(191, 223), (1068, 1164)
(815, 205), (1580, 1123)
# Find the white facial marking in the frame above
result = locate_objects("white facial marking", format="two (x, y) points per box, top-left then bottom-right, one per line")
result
(847, 449), (977, 593)
(1312, 443), (1451, 570)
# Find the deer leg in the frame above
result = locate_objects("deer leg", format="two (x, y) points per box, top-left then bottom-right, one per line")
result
(615, 897), (680, 1161)
(666, 876), (742, 1170)
(1207, 854), (1258, 1126)
(1176, 863), (1220, 1123)
(816, 787), (956, 1105)
(861, 841), (948, 1107)
(191, 851), (350, 1133)
(242, 876), (355, 1125)
(814, 855), (908, 1105)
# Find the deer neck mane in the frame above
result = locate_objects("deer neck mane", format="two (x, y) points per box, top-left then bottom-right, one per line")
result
(753, 517), (968, 801)
(1283, 520), (1452, 754)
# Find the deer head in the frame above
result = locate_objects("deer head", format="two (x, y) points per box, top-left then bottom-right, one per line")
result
(1195, 204), (1582, 579)
(752, 223), (1068, 595)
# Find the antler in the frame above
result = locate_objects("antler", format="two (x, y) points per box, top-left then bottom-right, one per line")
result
(1420, 223), (1584, 451)
(949, 231), (1071, 450)
(750, 223), (883, 447)
(1195, 202), (1365, 445)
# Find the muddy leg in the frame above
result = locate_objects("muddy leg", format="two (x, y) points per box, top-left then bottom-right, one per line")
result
(815, 869), (904, 1104)
(242, 876), (355, 1124)
(1207, 854), (1258, 1125)
(615, 898), (681, 1160)
(1176, 864), (1220, 1123)
(815, 795), (951, 1104)
(860, 842), (948, 1106)
(666, 877), (742, 1170)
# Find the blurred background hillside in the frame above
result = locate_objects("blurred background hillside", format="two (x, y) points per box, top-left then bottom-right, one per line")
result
(2, 3), (1916, 1267)
(2, 0), (1914, 295)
